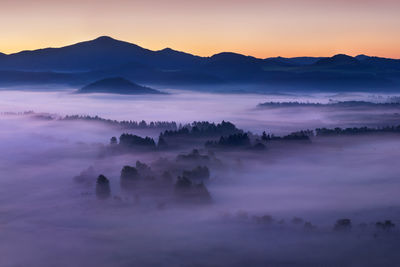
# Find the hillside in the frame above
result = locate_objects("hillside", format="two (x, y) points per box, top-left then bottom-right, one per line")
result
(78, 77), (163, 95)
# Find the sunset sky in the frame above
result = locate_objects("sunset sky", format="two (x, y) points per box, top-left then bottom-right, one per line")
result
(0, 0), (399, 58)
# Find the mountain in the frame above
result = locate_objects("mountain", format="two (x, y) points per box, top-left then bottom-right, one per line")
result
(78, 77), (163, 94)
(0, 36), (202, 71)
(356, 55), (400, 70)
(314, 54), (361, 67)
(202, 53), (265, 81)
(0, 37), (399, 91)
(265, 56), (322, 66)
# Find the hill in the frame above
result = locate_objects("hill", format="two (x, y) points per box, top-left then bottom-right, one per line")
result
(78, 77), (163, 95)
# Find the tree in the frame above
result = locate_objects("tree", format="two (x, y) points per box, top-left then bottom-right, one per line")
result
(182, 166), (210, 182)
(157, 136), (168, 149)
(376, 220), (395, 231)
(96, 174), (111, 200)
(110, 136), (117, 145)
(334, 218), (352, 231)
(120, 166), (139, 191)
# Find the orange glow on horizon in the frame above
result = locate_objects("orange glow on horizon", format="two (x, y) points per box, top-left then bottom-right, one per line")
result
(0, 0), (399, 58)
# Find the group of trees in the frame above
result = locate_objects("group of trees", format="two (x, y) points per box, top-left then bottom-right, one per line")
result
(94, 159), (213, 203)
(160, 121), (242, 139)
(258, 100), (400, 108)
(120, 161), (157, 191)
(261, 130), (313, 142)
(116, 134), (157, 149)
(333, 218), (397, 232)
(334, 219), (352, 231)
(258, 101), (326, 108)
(221, 213), (397, 234)
(182, 166), (210, 182)
(376, 220), (396, 231)
(205, 132), (269, 150)
(176, 149), (211, 162)
(260, 125), (400, 141)
(174, 176), (211, 202)
(96, 174), (111, 199)
(316, 125), (400, 136)
(108, 120), (400, 155)
(63, 115), (178, 130)
(205, 133), (251, 148)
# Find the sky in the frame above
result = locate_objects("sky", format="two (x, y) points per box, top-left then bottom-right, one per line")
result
(0, 0), (399, 58)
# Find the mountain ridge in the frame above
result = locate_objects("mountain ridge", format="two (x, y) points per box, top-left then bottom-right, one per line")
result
(0, 36), (399, 91)
(1, 36), (399, 64)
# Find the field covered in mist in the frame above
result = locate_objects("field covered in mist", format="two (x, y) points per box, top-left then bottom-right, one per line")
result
(1, 88), (400, 267)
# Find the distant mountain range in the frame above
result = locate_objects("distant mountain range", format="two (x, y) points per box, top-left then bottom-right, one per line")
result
(0, 36), (399, 92)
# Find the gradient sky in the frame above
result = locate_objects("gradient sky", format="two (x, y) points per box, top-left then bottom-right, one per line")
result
(0, 0), (399, 58)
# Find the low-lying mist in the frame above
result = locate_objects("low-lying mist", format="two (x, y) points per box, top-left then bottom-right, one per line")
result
(1, 88), (400, 134)
(0, 88), (400, 267)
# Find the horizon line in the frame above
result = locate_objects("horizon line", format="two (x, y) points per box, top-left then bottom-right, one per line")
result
(1, 35), (399, 60)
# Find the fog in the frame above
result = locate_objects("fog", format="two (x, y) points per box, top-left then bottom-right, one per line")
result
(0, 87), (400, 266)
(1, 88), (400, 134)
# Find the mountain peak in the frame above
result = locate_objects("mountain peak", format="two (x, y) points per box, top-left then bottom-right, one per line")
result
(315, 54), (360, 66)
(332, 54), (354, 59)
(89, 36), (124, 44)
(211, 52), (257, 61)
(94, 35), (115, 41)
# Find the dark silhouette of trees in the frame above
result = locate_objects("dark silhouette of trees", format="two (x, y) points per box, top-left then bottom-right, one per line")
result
(206, 133), (251, 148)
(74, 166), (96, 186)
(174, 176), (211, 202)
(176, 149), (210, 162)
(120, 165), (140, 191)
(257, 100), (400, 109)
(182, 166), (210, 182)
(334, 218), (352, 231)
(217, 133), (250, 146)
(292, 217), (304, 225)
(282, 130), (313, 140)
(110, 136), (117, 145)
(160, 121), (242, 139)
(376, 220), (396, 231)
(175, 176), (192, 188)
(157, 136), (168, 149)
(253, 214), (274, 224)
(63, 115), (177, 131)
(261, 130), (313, 142)
(96, 174), (111, 200)
(135, 160), (153, 178)
(119, 162), (155, 191)
(119, 134), (156, 149)
(316, 126), (400, 136)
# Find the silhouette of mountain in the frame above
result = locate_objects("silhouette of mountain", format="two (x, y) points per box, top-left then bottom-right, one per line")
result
(78, 77), (163, 94)
(265, 56), (322, 66)
(314, 54), (361, 67)
(0, 36), (202, 71)
(0, 37), (399, 91)
(202, 53), (265, 81)
(356, 55), (400, 70)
